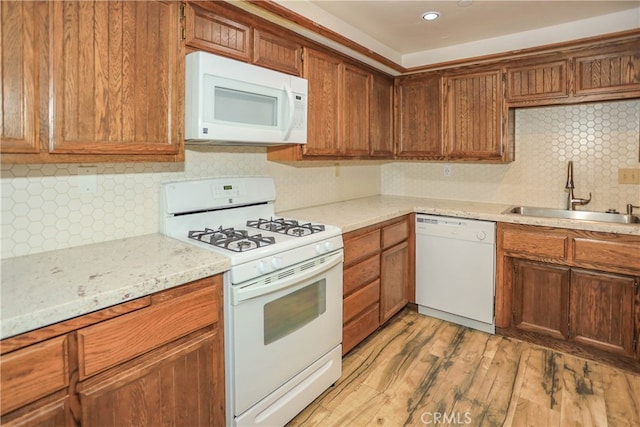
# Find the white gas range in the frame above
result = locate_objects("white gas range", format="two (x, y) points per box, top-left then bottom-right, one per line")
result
(160, 176), (343, 427)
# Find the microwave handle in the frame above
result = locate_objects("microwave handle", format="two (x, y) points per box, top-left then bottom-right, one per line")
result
(282, 84), (295, 141)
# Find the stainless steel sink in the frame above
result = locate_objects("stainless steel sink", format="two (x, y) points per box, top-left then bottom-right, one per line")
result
(504, 206), (640, 224)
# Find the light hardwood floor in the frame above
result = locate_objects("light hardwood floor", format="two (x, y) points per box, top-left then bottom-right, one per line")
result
(289, 308), (640, 427)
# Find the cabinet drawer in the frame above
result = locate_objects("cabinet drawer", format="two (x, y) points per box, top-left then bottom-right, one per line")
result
(344, 279), (380, 324)
(572, 238), (640, 271)
(344, 255), (380, 296)
(0, 335), (68, 414)
(344, 229), (380, 265)
(501, 228), (567, 259)
(343, 303), (379, 355)
(382, 219), (409, 249)
(77, 285), (217, 379)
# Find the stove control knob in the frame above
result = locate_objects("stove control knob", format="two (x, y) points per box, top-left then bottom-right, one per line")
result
(271, 257), (282, 270)
(257, 260), (270, 274)
(324, 241), (334, 252)
(314, 243), (326, 254)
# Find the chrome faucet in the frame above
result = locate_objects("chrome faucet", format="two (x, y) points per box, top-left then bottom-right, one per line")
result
(565, 161), (591, 210)
(627, 203), (640, 215)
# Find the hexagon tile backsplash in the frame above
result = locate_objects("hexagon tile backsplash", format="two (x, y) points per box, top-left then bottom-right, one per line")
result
(2, 100), (639, 259)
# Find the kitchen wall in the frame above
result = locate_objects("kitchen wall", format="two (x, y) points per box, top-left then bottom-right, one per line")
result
(2, 99), (639, 259)
(0, 149), (381, 259)
(383, 99), (640, 211)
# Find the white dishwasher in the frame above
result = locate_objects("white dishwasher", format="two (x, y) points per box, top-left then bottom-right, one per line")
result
(415, 214), (496, 334)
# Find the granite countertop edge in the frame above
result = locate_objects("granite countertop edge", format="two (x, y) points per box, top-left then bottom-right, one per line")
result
(280, 195), (640, 236)
(3, 195), (638, 340)
(1, 234), (231, 340)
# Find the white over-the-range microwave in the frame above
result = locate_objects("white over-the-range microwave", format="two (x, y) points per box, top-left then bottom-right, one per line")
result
(185, 51), (308, 145)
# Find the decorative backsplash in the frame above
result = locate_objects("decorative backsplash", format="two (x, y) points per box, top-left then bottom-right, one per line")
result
(0, 148), (381, 258)
(2, 100), (638, 259)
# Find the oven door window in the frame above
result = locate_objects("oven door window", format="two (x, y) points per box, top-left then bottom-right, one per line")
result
(264, 279), (326, 345)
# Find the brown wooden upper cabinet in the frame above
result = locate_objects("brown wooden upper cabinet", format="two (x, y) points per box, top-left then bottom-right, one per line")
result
(342, 63), (371, 157)
(1, 0), (185, 163)
(253, 29), (302, 76)
(505, 39), (640, 105)
(445, 69), (507, 161)
(574, 40), (640, 96)
(370, 73), (394, 157)
(50, 1), (183, 157)
(396, 68), (509, 162)
(301, 48), (343, 157)
(268, 47), (393, 161)
(0, 1), (40, 154)
(185, 1), (251, 61)
(505, 59), (570, 102)
(395, 73), (444, 159)
(185, 2), (302, 77)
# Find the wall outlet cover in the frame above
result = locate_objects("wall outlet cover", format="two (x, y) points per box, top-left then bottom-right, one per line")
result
(618, 168), (640, 184)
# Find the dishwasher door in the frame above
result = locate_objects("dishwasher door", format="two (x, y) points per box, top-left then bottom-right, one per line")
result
(415, 214), (496, 333)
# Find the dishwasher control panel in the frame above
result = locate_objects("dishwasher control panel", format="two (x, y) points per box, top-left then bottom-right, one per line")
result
(415, 214), (496, 244)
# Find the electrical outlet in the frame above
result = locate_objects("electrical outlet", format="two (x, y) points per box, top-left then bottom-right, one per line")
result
(443, 165), (452, 177)
(618, 168), (640, 184)
(77, 166), (98, 193)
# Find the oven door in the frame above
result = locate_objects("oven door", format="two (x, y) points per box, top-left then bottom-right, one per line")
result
(230, 249), (343, 417)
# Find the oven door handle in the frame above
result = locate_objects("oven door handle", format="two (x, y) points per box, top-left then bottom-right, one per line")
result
(232, 251), (343, 304)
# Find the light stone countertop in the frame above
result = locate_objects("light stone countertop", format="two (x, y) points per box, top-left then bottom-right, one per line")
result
(1, 234), (230, 339)
(3, 195), (638, 340)
(280, 195), (640, 236)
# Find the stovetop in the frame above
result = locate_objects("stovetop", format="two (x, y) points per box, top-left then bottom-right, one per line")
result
(159, 177), (344, 283)
(187, 218), (327, 253)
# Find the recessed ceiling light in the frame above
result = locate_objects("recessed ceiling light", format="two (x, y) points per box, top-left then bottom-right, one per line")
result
(421, 11), (440, 21)
(457, 0), (473, 7)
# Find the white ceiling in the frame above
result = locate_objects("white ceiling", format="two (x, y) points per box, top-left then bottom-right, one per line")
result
(273, 0), (640, 70)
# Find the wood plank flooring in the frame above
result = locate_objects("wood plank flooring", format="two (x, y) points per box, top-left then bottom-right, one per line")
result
(288, 308), (640, 427)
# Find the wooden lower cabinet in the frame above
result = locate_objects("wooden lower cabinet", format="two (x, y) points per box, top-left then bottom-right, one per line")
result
(342, 215), (412, 354)
(512, 259), (570, 340)
(380, 241), (409, 323)
(78, 329), (221, 427)
(0, 275), (224, 426)
(570, 269), (636, 357)
(497, 222), (640, 368)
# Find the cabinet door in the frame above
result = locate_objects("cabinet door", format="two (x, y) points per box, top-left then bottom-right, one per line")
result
(302, 48), (342, 156)
(185, 2), (250, 61)
(253, 29), (301, 76)
(370, 73), (394, 157)
(505, 60), (569, 101)
(396, 74), (443, 158)
(0, 1), (39, 153)
(512, 259), (570, 340)
(574, 42), (640, 96)
(445, 70), (503, 160)
(78, 330), (223, 427)
(1, 392), (70, 427)
(380, 241), (409, 323)
(50, 1), (183, 155)
(342, 64), (370, 156)
(569, 269), (636, 357)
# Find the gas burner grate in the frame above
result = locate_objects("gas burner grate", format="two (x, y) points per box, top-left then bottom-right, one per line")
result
(188, 227), (275, 252)
(246, 218), (325, 237)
